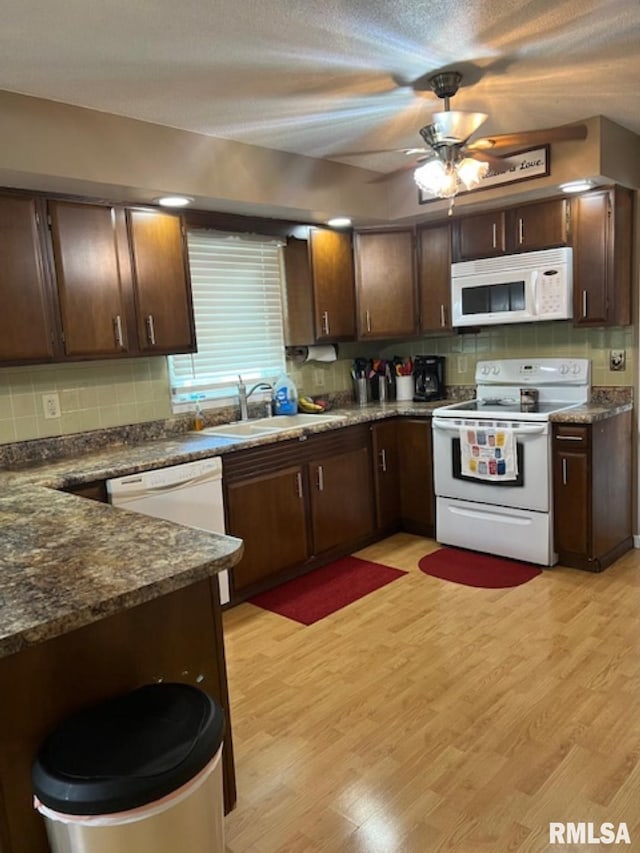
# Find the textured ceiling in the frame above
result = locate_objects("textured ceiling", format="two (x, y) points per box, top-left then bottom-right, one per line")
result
(2, 0), (640, 174)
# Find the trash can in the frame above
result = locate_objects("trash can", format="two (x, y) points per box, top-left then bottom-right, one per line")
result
(32, 683), (225, 853)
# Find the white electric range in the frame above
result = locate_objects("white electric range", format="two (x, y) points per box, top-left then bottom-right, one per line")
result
(432, 358), (591, 565)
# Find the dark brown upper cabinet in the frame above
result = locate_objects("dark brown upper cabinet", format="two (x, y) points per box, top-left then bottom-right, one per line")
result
(456, 209), (506, 260)
(510, 198), (569, 252)
(48, 200), (131, 358)
(0, 194), (57, 364)
(454, 197), (569, 261)
(417, 222), (452, 333)
(127, 208), (196, 354)
(571, 186), (633, 327)
(283, 229), (356, 346)
(354, 229), (418, 340)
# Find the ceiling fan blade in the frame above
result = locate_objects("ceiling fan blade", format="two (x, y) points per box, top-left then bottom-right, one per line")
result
(327, 146), (431, 158)
(468, 123), (588, 152)
(466, 149), (519, 172)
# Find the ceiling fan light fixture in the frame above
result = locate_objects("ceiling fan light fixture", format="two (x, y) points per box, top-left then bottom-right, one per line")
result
(456, 157), (489, 190)
(414, 155), (488, 199)
(414, 159), (457, 198)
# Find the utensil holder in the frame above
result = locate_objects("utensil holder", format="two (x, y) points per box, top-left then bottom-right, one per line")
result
(395, 375), (414, 401)
(354, 377), (369, 406)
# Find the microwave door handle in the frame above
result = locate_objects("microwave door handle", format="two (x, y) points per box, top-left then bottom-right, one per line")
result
(530, 269), (540, 316)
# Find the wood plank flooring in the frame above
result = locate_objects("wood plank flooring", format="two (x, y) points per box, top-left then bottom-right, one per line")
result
(222, 534), (640, 852)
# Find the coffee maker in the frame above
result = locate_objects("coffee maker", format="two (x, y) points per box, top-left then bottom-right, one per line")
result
(413, 355), (445, 402)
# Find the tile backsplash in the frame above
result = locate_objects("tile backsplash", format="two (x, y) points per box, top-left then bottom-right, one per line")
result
(0, 322), (635, 445)
(0, 359), (172, 445)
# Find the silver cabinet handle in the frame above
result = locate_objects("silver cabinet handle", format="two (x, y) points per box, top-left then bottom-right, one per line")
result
(379, 448), (387, 473)
(440, 304), (446, 328)
(518, 217), (524, 245)
(365, 310), (371, 333)
(113, 314), (124, 348)
(562, 458), (568, 485)
(321, 311), (330, 336)
(556, 435), (584, 442)
(582, 290), (588, 319)
(492, 223), (497, 249)
(145, 314), (156, 345)
(296, 471), (303, 499)
(316, 464), (324, 492)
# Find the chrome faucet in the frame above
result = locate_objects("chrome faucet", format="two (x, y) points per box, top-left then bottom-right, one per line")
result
(238, 375), (274, 420)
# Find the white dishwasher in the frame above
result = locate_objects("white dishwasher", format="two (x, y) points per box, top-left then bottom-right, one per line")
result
(106, 457), (230, 604)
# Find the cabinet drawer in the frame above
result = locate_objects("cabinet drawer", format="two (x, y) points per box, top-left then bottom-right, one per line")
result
(553, 425), (590, 449)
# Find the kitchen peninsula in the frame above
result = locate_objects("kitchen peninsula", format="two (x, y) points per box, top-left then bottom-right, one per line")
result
(0, 473), (243, 853)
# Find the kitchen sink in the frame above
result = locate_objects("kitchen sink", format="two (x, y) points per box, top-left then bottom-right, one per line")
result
(197, 422), (283, 439)
(196, 412), (346, 440)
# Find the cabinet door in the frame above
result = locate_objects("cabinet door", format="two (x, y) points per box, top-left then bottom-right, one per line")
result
(0, 195), (56, 363)
(49, 201), (129, 357)
(572, 187), (632, 327)
(128, 209), (196, 354)
(309, 229), (356, 341)
(397, 419), (434, 535)
(457, 210), (506, 260)
(310, 446), (375, 554)
(511, 198), (569, 251)
(418, 223), (452, 332)
(553, 429), (589, 557)
(226, 465), (310, 591)
(371, 421), (400, 530)
(355, 230), (417, 339)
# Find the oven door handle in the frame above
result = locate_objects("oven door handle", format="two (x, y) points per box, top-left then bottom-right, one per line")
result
(432, 418), (547, 435)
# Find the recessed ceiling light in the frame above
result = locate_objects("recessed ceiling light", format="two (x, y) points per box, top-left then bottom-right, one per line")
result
(155, 195), (194, 208)
(327, 216), (352, 228)
(559, 180), (594, 194)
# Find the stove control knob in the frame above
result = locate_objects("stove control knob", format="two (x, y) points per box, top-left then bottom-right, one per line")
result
(480, 365), (490, 375)
(560, 363), (570, 374)
(572, 363), (581, 374)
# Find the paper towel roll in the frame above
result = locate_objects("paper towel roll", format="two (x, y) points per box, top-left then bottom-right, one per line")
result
(289, 345), (338, 364)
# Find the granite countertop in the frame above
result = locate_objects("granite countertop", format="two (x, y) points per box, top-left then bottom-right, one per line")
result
(0, 397), (628, 657)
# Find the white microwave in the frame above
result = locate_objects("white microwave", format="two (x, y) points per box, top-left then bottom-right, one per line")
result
(451, 247), (573, 327)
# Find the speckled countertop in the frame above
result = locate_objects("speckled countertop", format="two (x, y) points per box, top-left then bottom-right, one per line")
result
(0, 397), (629, 658)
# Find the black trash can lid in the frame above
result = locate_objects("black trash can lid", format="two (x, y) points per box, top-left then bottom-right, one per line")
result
(32, 683), (225, 816)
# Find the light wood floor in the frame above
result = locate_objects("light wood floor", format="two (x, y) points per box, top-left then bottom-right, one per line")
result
(222, 534), (640, 852)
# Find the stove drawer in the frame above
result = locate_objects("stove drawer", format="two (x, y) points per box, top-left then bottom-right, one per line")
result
(436, 496), (555, 566)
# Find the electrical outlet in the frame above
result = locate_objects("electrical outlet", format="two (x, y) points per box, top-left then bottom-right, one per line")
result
(457, 355), (468, 374)
(42, 393), (61, 419)
(312, 369), (325, 388)
(610, 349), (626, 371)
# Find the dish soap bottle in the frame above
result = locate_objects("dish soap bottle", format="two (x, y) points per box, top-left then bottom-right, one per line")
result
(193, 403), (204, 431)
(273, 372), (298, 415)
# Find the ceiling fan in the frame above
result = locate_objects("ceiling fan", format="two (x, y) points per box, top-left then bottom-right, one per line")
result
(334, 71), (587, 205)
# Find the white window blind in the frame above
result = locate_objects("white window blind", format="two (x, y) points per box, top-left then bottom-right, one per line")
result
(169, 230), (286, 404)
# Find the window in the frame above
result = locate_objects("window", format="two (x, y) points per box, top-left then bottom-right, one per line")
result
(169, 230), (286, 408)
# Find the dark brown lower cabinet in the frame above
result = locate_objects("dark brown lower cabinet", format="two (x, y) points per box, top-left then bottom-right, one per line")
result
(310, 446), (375, 552)
(224, 425), (376, 598)
(225, 464), (310, 590)
(553, 413), (632, 571)
(396, 418), (435, 536)
(371, 420), (401, 531)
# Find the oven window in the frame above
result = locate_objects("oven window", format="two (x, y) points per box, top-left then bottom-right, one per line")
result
(461, 281), (526, 315)
(452, 437), (525, 486)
